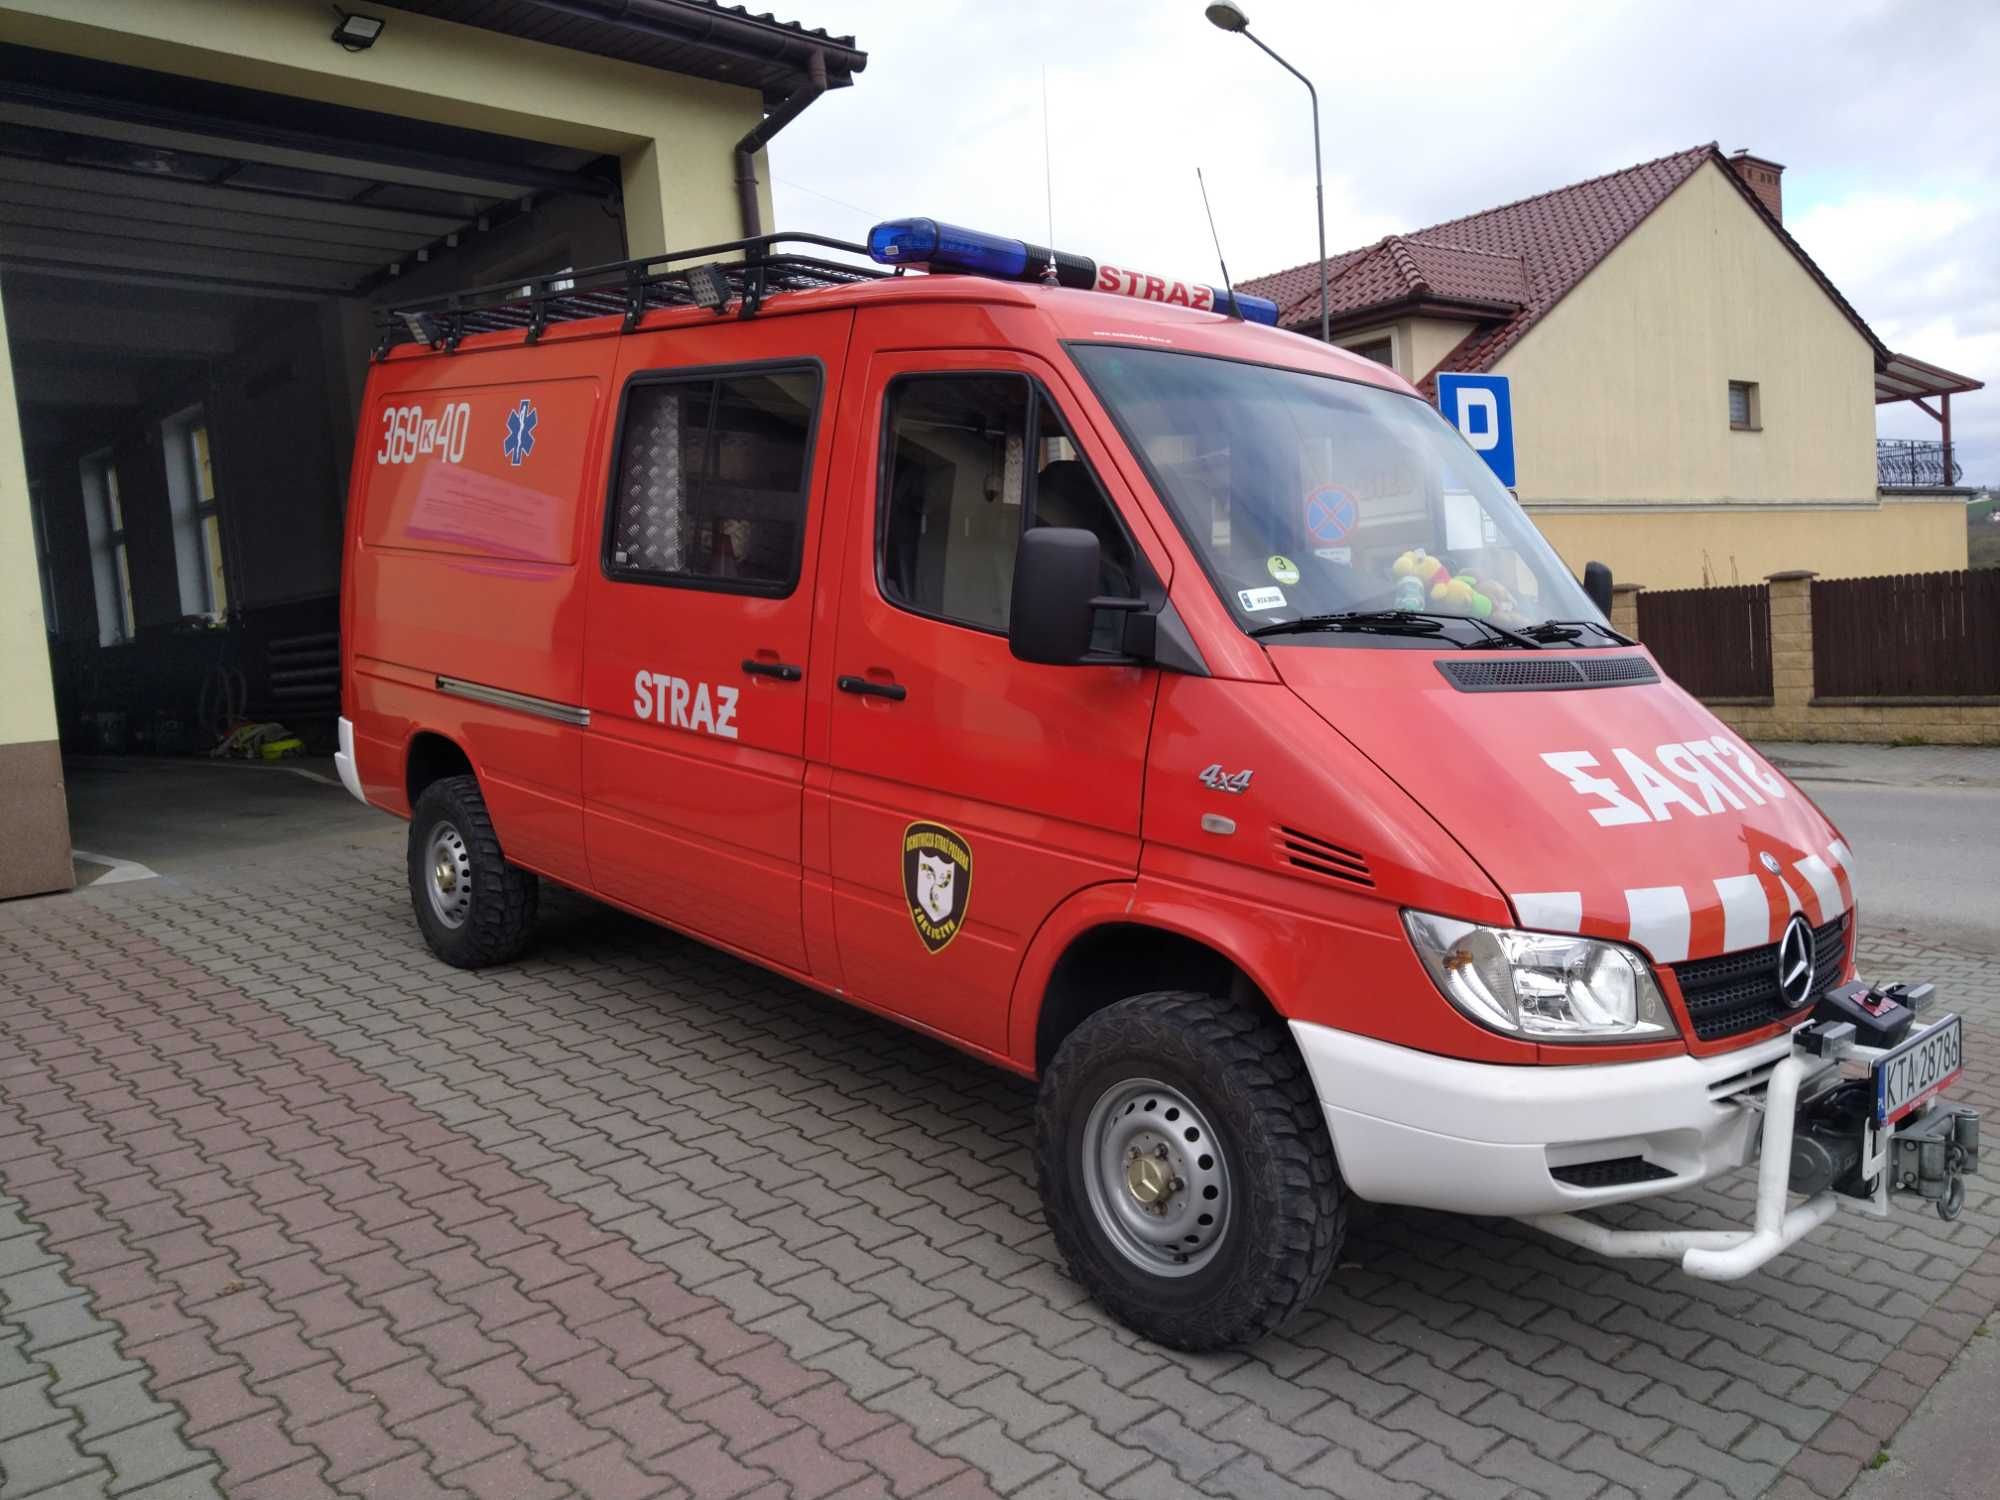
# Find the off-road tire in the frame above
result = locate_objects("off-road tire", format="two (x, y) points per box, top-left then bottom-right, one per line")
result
(1035, 991), (1343, 1350)
(407, 774), (539, 968)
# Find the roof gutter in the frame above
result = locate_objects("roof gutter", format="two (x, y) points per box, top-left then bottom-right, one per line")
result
(510, 1), (864, 83)
(734, 47), (826, 238)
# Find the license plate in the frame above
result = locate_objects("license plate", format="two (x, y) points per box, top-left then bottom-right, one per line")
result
(1874, 1014), (1963, 1125)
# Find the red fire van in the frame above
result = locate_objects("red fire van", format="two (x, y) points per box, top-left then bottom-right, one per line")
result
(338, 224), (1975, 1348)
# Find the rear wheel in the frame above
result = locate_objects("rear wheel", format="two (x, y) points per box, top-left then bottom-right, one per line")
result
(407, 774), (538, 968)
(1035, 991), (1344, 1350)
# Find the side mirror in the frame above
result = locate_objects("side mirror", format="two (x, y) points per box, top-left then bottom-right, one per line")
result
(1583, 560), (1613, 618)
(1009, 527), (1100, 665)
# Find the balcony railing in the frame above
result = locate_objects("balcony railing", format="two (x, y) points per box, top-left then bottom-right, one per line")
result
(1878, 438), (1961, 488)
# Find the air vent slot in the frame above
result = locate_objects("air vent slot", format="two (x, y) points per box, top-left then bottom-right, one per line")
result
(1580, 656), (1658, 684)
(1550, 1157), (1676, 1189)
(1274, 826), (1374, 888)
(1436, 656), (1659, 692)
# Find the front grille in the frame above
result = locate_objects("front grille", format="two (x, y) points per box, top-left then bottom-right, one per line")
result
(1551, 1157), (1677, 1189)
(1670, 912), (1849, 1042)
(1436, 656), (1659, 692)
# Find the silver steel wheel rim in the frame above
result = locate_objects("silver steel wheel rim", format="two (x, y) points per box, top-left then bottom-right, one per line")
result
(1081, 1077), (1231, 1277)
(425, 822), (473, 930)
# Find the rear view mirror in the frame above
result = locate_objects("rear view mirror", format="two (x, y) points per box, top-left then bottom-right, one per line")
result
(1583, 560), (1613, 617)
(1009, 528), (1100, 665)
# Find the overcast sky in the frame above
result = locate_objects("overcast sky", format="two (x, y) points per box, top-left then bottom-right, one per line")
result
(772, 0), (1999, 487)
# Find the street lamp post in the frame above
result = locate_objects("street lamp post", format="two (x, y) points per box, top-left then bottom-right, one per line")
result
(1204, 3), (1329, 344)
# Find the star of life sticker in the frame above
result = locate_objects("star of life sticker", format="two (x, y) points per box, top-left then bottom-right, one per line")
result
(503, 398), (538, 467)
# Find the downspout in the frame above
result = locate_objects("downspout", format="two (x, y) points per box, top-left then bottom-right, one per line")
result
(734, 49), (828, 239)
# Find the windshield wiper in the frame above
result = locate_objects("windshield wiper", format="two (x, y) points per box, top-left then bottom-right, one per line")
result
(1523, 618), (1636, 647)
(1250, 610), (1540, 649)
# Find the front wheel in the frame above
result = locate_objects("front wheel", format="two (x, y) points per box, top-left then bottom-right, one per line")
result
(1035, 991), (1344, 1350)
(407, 774), (538, 968)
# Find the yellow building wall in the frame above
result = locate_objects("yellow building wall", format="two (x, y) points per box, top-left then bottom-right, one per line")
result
(1406, 316), (1478, 383)
(1532, 499), (1969, 590)
(1491, 158), (1965, 589)
(0, 293), (54, 749)
(1334, 317), (1477, 386)
(0, 0), (774, 256)
(1499, 159), (1878, 507)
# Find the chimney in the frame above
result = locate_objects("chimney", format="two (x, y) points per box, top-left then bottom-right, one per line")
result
(1727, 149), (1785, 222)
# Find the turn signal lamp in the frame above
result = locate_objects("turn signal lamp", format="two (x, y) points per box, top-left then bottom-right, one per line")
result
(867, 217), (1280, 326)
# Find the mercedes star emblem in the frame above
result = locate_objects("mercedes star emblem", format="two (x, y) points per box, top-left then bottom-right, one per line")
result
(1776, 914), (1816, 1010)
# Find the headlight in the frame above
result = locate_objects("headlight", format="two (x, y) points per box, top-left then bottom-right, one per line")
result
(1403, 910), (1676, 1041)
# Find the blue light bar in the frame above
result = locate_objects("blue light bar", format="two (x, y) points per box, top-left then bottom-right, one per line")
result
(1213, 290), (1280, 325)
(867, 218), (1029, 279)
(867, 216), (1280, 326)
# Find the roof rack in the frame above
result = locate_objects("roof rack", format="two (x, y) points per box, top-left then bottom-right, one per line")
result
(373, 231), (886, 357)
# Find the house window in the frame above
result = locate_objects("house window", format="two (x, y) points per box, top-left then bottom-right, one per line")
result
(80, 450), (134, 645)
(1728, 381), (1761, 431)
(164, 410), (229, 618)
(28, 483), (57, 634)
(1341, 335), (1395, 369)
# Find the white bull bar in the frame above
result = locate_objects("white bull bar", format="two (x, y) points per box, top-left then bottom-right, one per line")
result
(1519, 1014), (1966, 1280)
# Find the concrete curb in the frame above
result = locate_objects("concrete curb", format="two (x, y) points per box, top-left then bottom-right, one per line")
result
(1768, 1203), (2000, 1497)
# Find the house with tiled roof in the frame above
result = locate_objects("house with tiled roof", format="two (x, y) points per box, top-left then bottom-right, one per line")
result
(1241, 145), (1981, 589)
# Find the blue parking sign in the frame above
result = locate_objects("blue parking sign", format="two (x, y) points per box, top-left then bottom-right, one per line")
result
(1436, 373), (1516, 488)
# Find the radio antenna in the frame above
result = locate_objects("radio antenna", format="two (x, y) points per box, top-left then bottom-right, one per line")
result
(1039, 67), (1059, 285)
(1197, 167), (1241, 320)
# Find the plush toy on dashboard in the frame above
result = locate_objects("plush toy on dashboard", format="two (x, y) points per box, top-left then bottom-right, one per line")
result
(1392, 574), (1427, 612)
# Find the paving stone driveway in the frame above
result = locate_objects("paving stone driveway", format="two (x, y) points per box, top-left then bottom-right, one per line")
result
(2, 831), (1996, 1500)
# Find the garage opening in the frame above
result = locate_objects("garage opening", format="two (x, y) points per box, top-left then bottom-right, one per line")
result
(0, 43), (623, 875)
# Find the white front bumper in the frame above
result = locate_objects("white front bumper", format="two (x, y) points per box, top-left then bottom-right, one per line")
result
(1290, 1020), (1798, 1217)
(334, 716), (367, 805)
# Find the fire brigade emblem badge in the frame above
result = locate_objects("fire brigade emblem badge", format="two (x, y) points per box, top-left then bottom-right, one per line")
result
(503, 398), (538, 467)
(903, 821), (972, 955)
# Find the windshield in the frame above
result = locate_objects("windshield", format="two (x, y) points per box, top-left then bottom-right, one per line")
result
(1069, 344), (1601, 639)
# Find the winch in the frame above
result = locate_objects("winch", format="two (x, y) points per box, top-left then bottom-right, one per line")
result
(1786, 980), (1978, 1220)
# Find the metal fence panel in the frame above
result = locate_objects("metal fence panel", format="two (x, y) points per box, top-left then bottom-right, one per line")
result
(1637, 584), (1773, 698)
(1813, 571), (2000, 698)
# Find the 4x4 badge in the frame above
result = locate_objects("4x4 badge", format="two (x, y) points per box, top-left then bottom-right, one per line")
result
(903, 822), (972, 955)
(1198, 764), (1253, 794)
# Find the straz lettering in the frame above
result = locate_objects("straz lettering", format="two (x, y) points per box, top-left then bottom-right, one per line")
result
(375, 401), (471, 466)
(1542, 736), (1787, 826)
(632, 670), (739, 740)
(1093, 264), (1217, 312)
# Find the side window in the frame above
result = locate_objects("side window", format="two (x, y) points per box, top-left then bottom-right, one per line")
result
(880, 375), (1028, 631)
(1027, 392), (1139, 605)
(880, 376), (1141, 634)
(608, 365), (819, 593)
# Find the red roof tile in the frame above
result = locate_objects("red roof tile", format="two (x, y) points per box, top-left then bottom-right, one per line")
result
(1240, 144), (1888, 394)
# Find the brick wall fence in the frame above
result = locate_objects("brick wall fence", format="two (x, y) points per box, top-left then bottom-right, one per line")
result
(1624, 570), (2000, 745)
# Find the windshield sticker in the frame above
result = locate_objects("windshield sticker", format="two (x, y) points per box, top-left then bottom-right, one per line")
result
(1266, 554), (1300, 585)
(903, 822), (972, 954)
(1303, 485), (1358, 545)
(1316, 546), (1353, 565)
(1238, 586), (1287, 613)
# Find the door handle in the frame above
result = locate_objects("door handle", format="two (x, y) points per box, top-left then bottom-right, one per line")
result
(741, 659), (803, 682)
(837, 674), (907, 701)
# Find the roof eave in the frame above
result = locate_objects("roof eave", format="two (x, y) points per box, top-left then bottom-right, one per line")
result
(378, 0), (868, 100)
(1280, 294), (1515, 337)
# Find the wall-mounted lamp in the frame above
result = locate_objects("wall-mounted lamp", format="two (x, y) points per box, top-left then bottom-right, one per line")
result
(331, 9), (385, 51)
